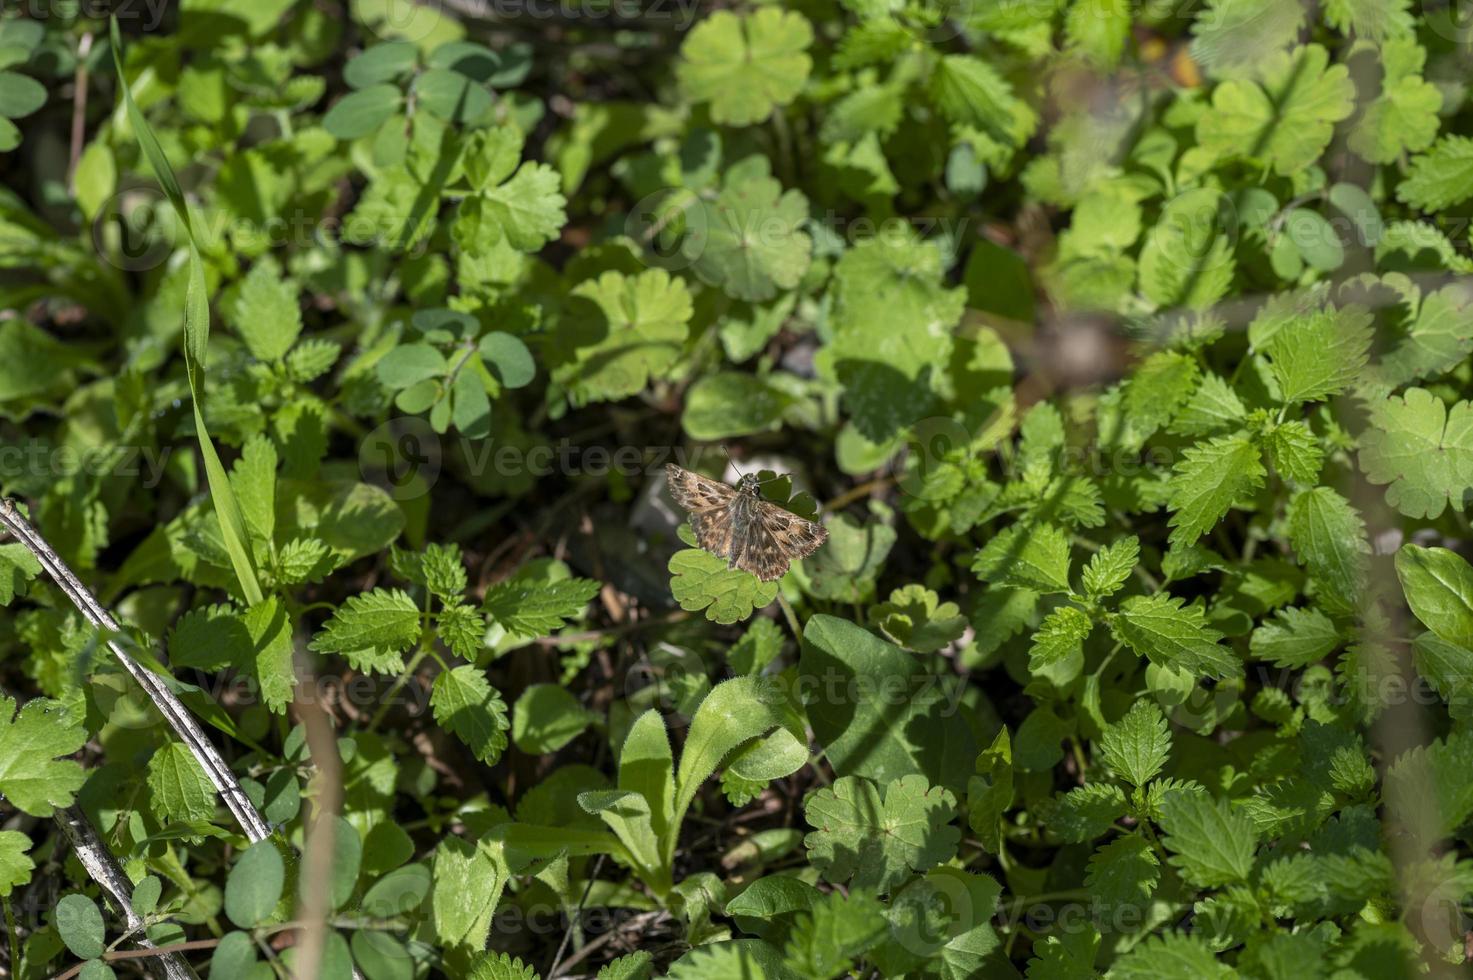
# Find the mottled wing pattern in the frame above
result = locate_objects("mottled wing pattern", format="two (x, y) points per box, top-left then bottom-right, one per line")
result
(665, 464), (736, 513)
(666, 464), (738, 557)
(733, 501), (830, 582)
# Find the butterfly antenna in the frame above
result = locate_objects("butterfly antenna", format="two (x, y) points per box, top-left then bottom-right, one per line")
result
(721, 444), (746, 478)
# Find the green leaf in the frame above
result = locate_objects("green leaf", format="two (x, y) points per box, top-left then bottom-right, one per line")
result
(669, 539), (780, 624)
(231, 260), (303, 362)
(0, 70), (44, 119)
(512, 683), (591, 755)
(1385, 729), (1473, 842)
(1085, 833), (1159, 914)
(1171, 374), (1248, 438)
(803, 775), (960, 894)
(1260, 306), (1371, 404)
(1138, 188), (1235, 310)
(1081, 535), (1139, 600)
(673, 675), (791, 840)
(1111, 594), (1241, 679)
(1158, 790), (1257, 887)
(478, 162), (567, 251)
(1064, 0), (1132, 67)
(682, 372), (797, 441)
(147, 742), (217, 825)
(430, 837), (510, 950)
(556, 268), (693, 405)
(869, 584), (967, 654)
(55, 893), (105, 961)
(1359, 388), (1473, 519)
(0, 543), (41, 606)
(972, 522), (1073, 594)
(225, 841), (285, 927)
(1166, 434), (1266, 548)
(0, 831), (33, 898)
(801, 614), (975, 793)
(967, 727), (1014, 854)
(1250, 606), (1341, 668)
(432, 666), (511, 764)
(309, 588), (422, 673)
(1287, 487), (1369, 614)
(1190, 0), (1306, 79)
(343, 41), (418, 88)
(1264, 420), (1323, 484)
(781, 888), (888, 979)
(482, 575), (599, 637)
(0, 696), (85, 817)
(1374, 284), (1473, 388)
(1324, 0), (1412, 39)
(682, 158), (812, 303)
(1196, 45), (1355, 175)
(1110, 932), (1232, 980)
(1395, 545), (1473, 650)
(1348, 38), (1440, 164)
(1043, 783), (1128, 842)
(1399, 136), (1473, 212)
(928, 54), (1032, 147)
(478, 332), (535, 389)
(677, 9), (813, 126)
(323, 84), (402, 139)
(1027, 606), (1092, 687)
(1101, 701), (1171, 787)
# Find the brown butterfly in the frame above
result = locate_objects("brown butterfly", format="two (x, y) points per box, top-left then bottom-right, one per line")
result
(665, 464), (828, 582)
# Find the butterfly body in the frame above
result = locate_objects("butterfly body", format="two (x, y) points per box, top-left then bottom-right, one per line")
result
(665, 464), (828, 582)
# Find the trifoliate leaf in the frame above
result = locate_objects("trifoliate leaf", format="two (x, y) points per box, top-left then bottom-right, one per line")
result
(1358, 388), (1473, 519)
(1196, 45), (1354, 175)
(231, 260), (302, 362)
(973, 523), (1073, 594)
(432, 666), (510, 765)
(1111, 594), (1241, 679)
(0, 696), (85, 817)
(1028, 606), (1092, 687)
(1348, 37), (1440, 165)
(1082, 535), (1139, 600)
(1101, 700), (1171, 786)
(309, 588), (422, 673)
(803, 774), (960, 894)
(678, 8), (813, 126)
(1158, 790), (1258, 887)
(682, 157), (811, 303)
(1398, 135), (1473, 212)
(482, 576), (599, 636)
(1166, 434), (1267, 548)
(556, 268), (692, 404)
(147, 741), (217, 825)
(1250, 606), (1342, 668)
(1260, 306), (1372, 404)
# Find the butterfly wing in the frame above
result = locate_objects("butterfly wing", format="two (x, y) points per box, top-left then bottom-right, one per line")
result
(732, 501), (829, 582)
(666, 464), (739, 558)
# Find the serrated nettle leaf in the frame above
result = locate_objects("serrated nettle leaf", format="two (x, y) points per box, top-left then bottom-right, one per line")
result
(1027, 605), (1092, 688)
(1082, 535), (1139, 600)
(1158, 789), (1257, 888)
(433, 666), (510, 765)
(1111, 594), (1242, 679)
(1250, 606), (1341, 668)
(1101, 700), (1171, 787)
(1166, 433), (1266, 549)
(973, 522), (1073, 594)
(309, 588), (422, 673)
